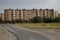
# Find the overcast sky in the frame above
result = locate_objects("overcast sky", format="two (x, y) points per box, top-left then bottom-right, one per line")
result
(0, 0), (60, 13)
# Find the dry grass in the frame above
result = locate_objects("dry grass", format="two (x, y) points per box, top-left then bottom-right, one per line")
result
(16, 23), (60, 29)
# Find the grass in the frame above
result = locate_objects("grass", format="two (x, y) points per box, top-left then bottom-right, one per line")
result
(16, 23), (60, 29)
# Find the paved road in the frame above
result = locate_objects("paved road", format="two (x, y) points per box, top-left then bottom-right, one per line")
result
(1, 24), (50, 40)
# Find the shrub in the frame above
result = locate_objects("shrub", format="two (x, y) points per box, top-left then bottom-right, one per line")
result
(43, 18), (55, 23)
(29, 17), (41, 23)
(54, 17), (60, 23)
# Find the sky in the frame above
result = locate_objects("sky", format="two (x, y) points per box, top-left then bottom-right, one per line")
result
(0, 0), (60, 13)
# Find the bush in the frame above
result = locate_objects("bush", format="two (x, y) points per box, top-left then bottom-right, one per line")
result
(0, 20), (4, 23)
(16, 19), (23, 23)
(54, 17), (60, 23)
(29, 17), (41, 23)
(1, 16), (60, 23)
(29, 17), (55, 23)
(43, 18), (55, 23)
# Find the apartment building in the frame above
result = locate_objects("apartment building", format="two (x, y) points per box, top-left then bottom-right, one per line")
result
(39, 9), (45, 18)
(23, 9), (38, 21)
(32, 9), (38, 17)
(13, 10), (15, 21)
(1, 13), (5, 22)
(1, 8), (58, 23)
(54, 11), (58, 18)
(15, 9), (21, 21)
(4, 9), (13, 22)
(21, 9), (23, 20)
(44, 9), (54, 18)
(39, 9), (57, 18)
(0, 13), (2, 20)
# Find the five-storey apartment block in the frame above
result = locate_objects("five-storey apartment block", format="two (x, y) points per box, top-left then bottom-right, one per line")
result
(15, 9), (21, 21)
(44, 9), (54, 18)
(4, 9), (13, 22)
(39, 9), (45, 18)
(1, 8), (58, 22)
(23, 9), (38, 21)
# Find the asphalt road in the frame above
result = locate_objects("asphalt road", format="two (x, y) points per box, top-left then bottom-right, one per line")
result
(1, 24), (50, 40)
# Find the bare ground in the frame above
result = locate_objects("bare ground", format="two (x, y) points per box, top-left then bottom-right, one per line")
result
(0, 27), (17, 40)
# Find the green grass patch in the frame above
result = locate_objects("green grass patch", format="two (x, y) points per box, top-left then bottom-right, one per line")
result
(16, 23), (60, 29)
